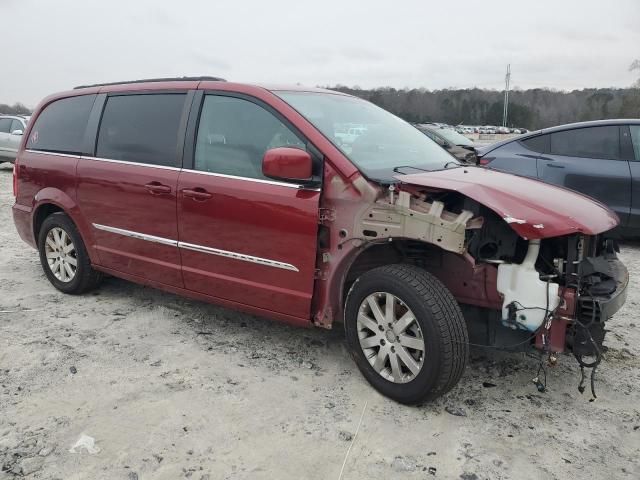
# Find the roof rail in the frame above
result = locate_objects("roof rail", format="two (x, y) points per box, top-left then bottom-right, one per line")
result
(74, 76), (226, 89)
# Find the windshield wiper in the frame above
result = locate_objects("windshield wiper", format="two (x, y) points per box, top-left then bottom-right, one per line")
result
(392, 165), (431, 174)
(443, 161), (460, 169)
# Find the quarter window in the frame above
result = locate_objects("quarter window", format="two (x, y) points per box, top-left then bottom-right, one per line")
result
(96, 94), (186, 166)
(10, 120), (24, 133)
(194, 95), (305, 179)
(550, 126), (620, 160)
(630, 125), (640, 161)
(0, 118), (12, 133)
(521, 134), (549, 153)
(26, 95), (95, 154)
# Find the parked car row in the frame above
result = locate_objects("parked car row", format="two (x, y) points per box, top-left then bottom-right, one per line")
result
(0, 115), (29, 163)
(457, 125), (528, 135)
(388, 122), (528, 136)
(414, 123), (477, 162)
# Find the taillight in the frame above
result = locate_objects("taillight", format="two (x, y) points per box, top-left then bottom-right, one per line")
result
(478, 157), (493, 166)
(12, 162), (18, 197)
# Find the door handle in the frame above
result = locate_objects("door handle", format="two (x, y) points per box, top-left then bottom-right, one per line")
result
(546, 163), (565, 169)
(144, 182), (172, 194)
(183, 188), (212, 201)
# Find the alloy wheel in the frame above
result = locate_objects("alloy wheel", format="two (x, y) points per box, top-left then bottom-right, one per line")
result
(356, 292), (425, 383)
(44, 227), (77, 283)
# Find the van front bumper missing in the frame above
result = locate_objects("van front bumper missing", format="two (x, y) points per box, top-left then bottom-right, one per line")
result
(535, 254), (628, 355)
(576, 255), (628, 325)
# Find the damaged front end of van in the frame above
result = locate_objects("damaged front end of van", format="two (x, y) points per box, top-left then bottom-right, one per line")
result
(314, 164), (627, 397)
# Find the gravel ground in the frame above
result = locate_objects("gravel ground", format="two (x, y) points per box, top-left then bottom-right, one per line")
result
(0, 162), (638, 480)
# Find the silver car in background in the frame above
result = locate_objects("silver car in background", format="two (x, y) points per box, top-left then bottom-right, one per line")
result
(0, 115), (28, 163)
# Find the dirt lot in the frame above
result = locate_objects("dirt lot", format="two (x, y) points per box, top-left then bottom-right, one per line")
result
(0, 163), (638, 480)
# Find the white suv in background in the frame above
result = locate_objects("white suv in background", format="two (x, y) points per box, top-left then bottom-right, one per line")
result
(0, 115), (28, 163)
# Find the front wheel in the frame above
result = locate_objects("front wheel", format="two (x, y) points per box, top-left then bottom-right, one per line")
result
(345, 264), (468, 404)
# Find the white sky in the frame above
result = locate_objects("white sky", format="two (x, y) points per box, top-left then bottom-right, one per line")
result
(2, 0), (639, 106)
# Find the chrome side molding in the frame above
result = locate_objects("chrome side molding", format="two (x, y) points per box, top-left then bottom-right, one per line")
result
(92, 223), (178, 247)
(178, 241), (299, 272)
(91, 223), (299, 272)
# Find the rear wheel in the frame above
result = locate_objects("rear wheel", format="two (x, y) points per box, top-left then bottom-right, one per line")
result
(345, 264), (468, 404)
(38, 212), (102, 294)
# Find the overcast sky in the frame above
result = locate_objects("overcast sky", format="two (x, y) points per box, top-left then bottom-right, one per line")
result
(2, 0), (639, 106)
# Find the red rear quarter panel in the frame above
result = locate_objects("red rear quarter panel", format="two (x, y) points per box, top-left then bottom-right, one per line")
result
(13, 151), (99, 261)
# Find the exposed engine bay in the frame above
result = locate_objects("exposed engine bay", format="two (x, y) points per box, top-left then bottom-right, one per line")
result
(341, 179), (628, 398)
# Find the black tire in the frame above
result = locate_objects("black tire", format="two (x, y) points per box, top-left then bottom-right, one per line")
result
(38, 212), (103, 294)
(345, 264), (468, 404)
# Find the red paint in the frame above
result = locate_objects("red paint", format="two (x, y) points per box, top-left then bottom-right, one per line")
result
(12, 204), (33, 248)
(535, 288), (577, 353)
(12, 163), (18, 197)
(396, 167), (619, 239)
(12, 150), (100, 261)
(311, 163), (378, 327)
(76, 158), (183, 287)
(428, 253), (502, 310)
(262, 147), (312, 181)
(94, 264), (312, 328)
(177, 170), (320, 319)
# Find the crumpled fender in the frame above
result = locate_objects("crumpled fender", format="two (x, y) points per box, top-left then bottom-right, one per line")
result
(395, 167), (619, 239)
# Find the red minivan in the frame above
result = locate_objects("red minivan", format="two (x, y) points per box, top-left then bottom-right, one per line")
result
(12, 77), (628, 403)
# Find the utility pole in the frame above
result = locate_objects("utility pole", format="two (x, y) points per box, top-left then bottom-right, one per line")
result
(502, 64), (511, 127)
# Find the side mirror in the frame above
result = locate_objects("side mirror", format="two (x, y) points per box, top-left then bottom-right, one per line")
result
(262, 147), (313, 183)
(11, 130), (23, 136)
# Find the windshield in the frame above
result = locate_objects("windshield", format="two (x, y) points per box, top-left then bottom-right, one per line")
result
(276, 91), (456, 181)
(435, 128), (474, 147)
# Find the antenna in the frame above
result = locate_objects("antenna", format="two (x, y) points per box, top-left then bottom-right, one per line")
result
(502, 64), (511, 127)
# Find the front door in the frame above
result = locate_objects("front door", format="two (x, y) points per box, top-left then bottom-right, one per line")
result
(177, 94), (320, 320)
(537, 125), (632, 227)
(77, 93), (190, 287)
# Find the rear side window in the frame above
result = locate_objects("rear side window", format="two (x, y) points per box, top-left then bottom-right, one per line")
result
(520, 134), (549, 153)
(0, 118), (12, 133)
(26, 95), (95, 154)
(550, 126), (620, 160)
(96, 94), (186, 166)
(194, 95), (305, 179)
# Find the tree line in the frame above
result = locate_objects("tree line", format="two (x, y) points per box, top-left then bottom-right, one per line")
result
(3, 73), (639, 131)
(0, 103), (31, 116)
(329, 86), (640, 130)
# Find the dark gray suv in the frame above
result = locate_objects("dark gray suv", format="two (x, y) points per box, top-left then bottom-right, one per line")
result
(476, 119), (640, 235)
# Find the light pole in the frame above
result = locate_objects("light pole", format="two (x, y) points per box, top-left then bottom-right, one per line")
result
(502, 64), (511, 127)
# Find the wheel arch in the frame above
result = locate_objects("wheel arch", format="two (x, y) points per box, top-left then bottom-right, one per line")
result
(336, 239), (503, 317)
(339, 240), (449, 314)
(33, 203), (64, 241)
(32, 188), (99, 264)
